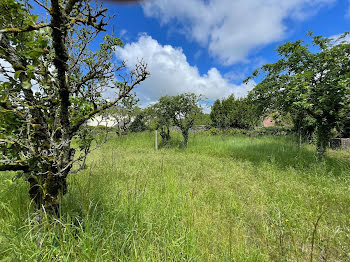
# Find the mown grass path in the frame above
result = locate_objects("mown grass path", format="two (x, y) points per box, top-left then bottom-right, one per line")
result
(1, 132), (350, 261)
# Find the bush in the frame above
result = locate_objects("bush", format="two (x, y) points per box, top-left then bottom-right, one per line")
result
(129, 114), (148, 133)
(207, 128), (222, 136)
(204, 126), (294, 137)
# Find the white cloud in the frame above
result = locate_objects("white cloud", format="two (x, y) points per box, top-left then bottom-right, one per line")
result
(142, 0), (334, 65)
(116, 35), (254, 105)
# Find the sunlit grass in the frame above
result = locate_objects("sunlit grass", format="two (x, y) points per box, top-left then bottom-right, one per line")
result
(1, 132), (350, 261)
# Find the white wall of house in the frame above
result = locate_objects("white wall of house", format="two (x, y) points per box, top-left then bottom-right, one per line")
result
(87, 115), (135, 128)
(87, 115), (118, 127)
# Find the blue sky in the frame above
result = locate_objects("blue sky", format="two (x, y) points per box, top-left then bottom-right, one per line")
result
(96, 0), (349, 108)
(13, 0), (346, 110)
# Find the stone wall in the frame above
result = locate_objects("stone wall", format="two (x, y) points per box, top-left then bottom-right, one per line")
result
(171, 125), (209, 133)
(330, 138), (350, 150)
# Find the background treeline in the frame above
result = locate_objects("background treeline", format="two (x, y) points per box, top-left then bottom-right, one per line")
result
(118, 95), (261, 134)
(210, 96), (259, 130)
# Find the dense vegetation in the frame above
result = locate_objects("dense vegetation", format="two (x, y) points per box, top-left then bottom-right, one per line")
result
(149, 93), (202, 147)
(1, 132), (349, 261)
(246, 32), (350, 159)
(210, 96), (259, 130)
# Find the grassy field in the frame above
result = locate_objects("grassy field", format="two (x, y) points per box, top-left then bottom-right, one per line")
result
(1, 132), (350, 261)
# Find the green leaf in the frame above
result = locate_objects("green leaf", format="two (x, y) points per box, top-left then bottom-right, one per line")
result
(22, 80), (32, 90)
(14, 70), (24, 79)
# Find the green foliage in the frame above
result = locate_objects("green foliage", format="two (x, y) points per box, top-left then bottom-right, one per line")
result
(247, 32), (350, 159)
(151, 93), (202, 147)
(206, 126), (294, 137)
(150, 96), (174, 144)
(128, 112), (148, 133)
(170, 93), (202, 147)
(210, 96), (260, 130)
(210, 99), (225, 129)
(337, 104), (350, 138)
(194, 112), (211, 126)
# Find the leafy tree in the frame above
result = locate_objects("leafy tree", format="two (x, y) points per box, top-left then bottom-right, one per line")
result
(152, 96), (174, 144)
(151, 93), (202, 147)
(246, 32), (350, 159)
(194, 112), (211, 126)
(210, 96), (259, 129)
(210, 99), (225, 129)
(0, 0), (149, 214)
(171, 93), (202, 147)
(128, 109), (148, 133)
(230, 98), (259, 129)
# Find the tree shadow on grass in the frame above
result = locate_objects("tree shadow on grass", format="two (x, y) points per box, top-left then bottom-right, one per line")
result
(213, 137), (350, 177)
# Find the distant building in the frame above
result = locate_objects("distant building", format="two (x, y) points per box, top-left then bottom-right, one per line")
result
(87, 115), (135, 128)
(263, 116), (275, 127)
(87, 115), (118, 127)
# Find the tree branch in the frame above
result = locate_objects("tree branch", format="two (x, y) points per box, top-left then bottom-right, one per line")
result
(70, 61), (149, 134)
(70, 94), (127, 134)
(33, 0), (51, 13)
(51, 0), (71, 139)
(0, 23), (50, 34)
(0, 164), (29, 172)
(65, 0), (81, 15)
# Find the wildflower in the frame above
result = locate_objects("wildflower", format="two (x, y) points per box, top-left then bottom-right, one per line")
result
(285, 219), (289, 222)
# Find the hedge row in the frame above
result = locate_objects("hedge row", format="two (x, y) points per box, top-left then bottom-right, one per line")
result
(199, 126), (294, 137)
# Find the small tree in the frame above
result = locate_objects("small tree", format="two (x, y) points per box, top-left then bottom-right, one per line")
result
(210, 99), (225, 129)
(171, 93), (202, 147)
(128, 110), (148, 133)
(246, 32), (350, 159)
(0, 0), (149, 214)
(152, 96), (173, 144)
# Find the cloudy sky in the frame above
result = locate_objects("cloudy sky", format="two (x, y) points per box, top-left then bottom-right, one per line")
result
(23, 0), (350, 107)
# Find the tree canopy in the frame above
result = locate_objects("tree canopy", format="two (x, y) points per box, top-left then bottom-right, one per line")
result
(151, 93), (202, 147)
(210, 96), (259, 130)
(246, 32), (350, 159)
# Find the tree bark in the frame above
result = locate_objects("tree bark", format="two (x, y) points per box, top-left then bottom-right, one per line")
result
(182, 129), (189, 147)
(28, 172), (67, 216)
(316, 124), (331, 161)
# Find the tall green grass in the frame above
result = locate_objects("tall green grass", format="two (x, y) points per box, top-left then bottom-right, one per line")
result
(1, 132), (349, 261)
